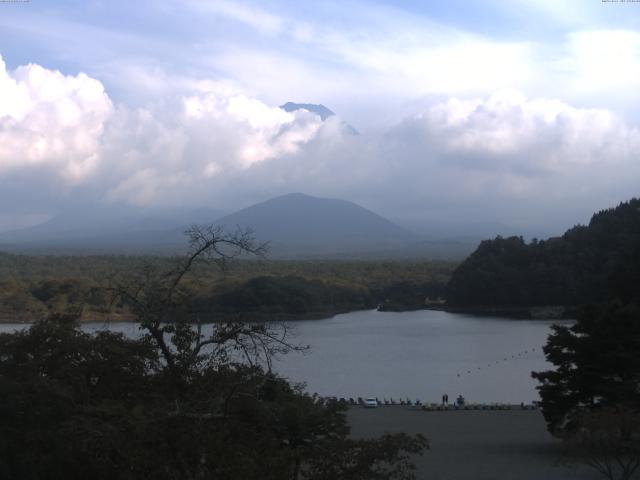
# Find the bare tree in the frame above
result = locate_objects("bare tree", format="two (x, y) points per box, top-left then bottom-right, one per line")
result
(109, 224), (306, 374)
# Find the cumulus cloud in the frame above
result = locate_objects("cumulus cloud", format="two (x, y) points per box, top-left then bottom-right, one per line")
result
(0, 57), (325, 207)
(0, 55), (639, 233)
(564, 30), (640, 93)
(0, 56), (112, 183)
(371, 90), (640, 228)
(409, 90), (639, 172)
(102, 87), (324, 206)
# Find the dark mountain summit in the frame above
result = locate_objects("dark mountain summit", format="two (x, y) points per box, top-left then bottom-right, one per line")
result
(280, 102), (335, 120)
(280, 102), (359, 134)
(215, 193), (415, 256)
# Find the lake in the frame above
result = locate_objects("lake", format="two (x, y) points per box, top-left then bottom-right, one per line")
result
(0, 309), (566, 404)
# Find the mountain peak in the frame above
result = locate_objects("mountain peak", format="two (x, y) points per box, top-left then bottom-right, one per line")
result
(264, 192), (331, 204)
(215, 193), (415, 257)
(280, 102), (335, 121)
(279, 102), (359, 135)
(274, 192), (313, 200)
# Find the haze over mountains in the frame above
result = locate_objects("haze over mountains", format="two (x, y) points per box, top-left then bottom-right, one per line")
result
(0, 205), (225, 254)
(0, 100), (519, 259)
(0, 193), (480, 259)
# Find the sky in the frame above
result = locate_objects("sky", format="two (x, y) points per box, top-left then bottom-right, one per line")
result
(0, 0), (639, 235)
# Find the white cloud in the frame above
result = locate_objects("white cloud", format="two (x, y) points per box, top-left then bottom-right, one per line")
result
(5, 0), (640, 133)
(190, 5), (640, 130)
(414, 89), (639, 170)
(189, 0), (285, 35)
(563, 30), (640, 93)
(0, 54), (639, 232)
(208, 9), (537, 105)
(0, 57), (326, 207)
(0, 56), (113, 183)
(103, 86), (324, 205)
(181, 91), (320, 167)
(369, 90), (640, 228)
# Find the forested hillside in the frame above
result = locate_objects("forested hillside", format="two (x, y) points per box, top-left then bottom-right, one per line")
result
(446, 198), (640, 309)
(0, 254), (454, 322)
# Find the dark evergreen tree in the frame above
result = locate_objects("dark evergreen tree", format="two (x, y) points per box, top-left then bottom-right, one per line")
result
(532, 303), (640, 435)
(447, 198), (640, 309)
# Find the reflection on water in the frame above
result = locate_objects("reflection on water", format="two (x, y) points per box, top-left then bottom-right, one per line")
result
(0, 309), (568, 403)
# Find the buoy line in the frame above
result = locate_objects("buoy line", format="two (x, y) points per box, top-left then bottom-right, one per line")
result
(455, 347), (538, 378)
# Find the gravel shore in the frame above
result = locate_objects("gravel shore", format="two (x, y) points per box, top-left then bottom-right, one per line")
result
(348, 406), (600, 480)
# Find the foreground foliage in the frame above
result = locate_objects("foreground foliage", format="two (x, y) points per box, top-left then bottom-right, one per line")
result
(533, 303), (640, 434)
(533, 301), (640, 479)
(563, 408), (640, 480)
(0, 316), (426, 479)
(0, 226), (427, 479)
(532, 233), (640, 480)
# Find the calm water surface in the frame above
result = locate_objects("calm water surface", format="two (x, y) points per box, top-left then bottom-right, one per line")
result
(0, 309), (567, 404)
(275, 309), (567, 404)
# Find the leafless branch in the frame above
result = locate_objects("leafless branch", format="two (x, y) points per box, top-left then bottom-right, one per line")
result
(104, 223), (309, 376)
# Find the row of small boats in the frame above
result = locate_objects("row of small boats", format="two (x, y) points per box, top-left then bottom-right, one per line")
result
(327, 397), (540, 410)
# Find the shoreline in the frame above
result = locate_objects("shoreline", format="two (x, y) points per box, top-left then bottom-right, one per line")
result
(443, 304), (578, 320)
(0, 306), (373, 325)
(0, 304), (577, 324)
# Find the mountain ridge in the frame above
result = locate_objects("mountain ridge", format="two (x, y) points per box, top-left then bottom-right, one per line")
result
(214, 192), (416, 255)
(0, 193), (476, 259)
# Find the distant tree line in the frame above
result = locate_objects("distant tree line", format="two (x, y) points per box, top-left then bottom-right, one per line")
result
(0, 255), (454, 322)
